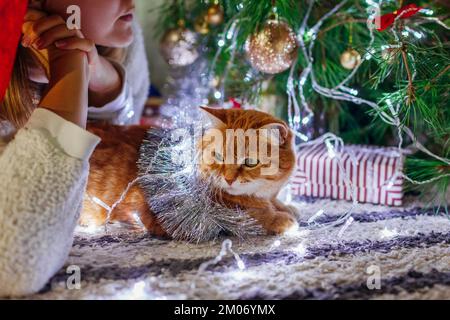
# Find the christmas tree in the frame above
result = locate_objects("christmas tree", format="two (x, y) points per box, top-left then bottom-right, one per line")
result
(154, 0), (450, 209)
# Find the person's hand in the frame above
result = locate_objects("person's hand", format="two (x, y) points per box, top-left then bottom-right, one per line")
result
(22, 8), (91, 128)
(22, 8), (99, 79)
(22, 8), (122, 108)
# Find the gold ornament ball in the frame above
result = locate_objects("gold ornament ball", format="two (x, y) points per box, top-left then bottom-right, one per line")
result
(194, 16), (210, 35)
(340, 49), (362, 70)
(210, 76), (221, 88)
(245, 20), (299, 75)
(160, 27), (199, 67)
(205, 4), (224, 26)
(381, 47), (398, 64)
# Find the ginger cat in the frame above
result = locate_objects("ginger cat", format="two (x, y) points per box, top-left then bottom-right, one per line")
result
(82, 123), (167, 237)
(81, 107), (298, 237)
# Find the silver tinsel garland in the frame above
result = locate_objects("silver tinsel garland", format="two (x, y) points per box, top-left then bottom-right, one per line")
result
(137, 126), (264, 243)
(136, 52), (264, 243)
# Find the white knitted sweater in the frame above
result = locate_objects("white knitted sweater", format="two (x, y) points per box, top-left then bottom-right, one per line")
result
(0, 109), (100, 297)
(0, 21), (149, 297)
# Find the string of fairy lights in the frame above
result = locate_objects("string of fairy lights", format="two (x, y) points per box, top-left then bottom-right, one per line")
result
(184, 0), (450, 280)
(83, 0), (450, 296)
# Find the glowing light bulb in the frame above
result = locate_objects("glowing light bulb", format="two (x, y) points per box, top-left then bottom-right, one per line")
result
(298, 133), (309, 142)
(214, 91), (222, 99)
(306, 30), (316, 39)
(414, 32), (423, 39)
(91, 196), (111, 212)
(308, 209), (325, 224)
(127, 281), (147, 300)
(349, 89), (358, 96)
(126, 110), (135, 119)
(325, 140), (336, 159)
(380, 227), (399, 239)
(302, 116), (310, 125)
(300, 76), (307, 86)
(237, 259), (246, 270)
(80, 224), (100, 234)
(420, 8), (433, 15)
(231, 270), (248, 281)
(292, 243), (307, 256)
(338, 216), (354, 238)
(132, 212), (145, 228)
(364, 49), (376, 61)
(226, 24), (236, 40)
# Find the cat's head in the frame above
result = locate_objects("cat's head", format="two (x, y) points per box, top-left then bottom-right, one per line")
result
(199, 107), (296, 198)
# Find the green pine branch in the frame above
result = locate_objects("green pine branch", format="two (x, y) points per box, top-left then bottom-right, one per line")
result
(154, 0), (450, 205)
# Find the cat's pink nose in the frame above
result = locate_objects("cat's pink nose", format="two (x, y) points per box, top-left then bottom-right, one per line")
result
(225, 178), (235, 186)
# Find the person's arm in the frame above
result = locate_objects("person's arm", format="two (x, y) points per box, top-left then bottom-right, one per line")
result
(0, 110), (99, 297)
(87, 20), (149, 125)
(87, 55), (123, 108)
(0, 11), (99, 297)
(87, 59), (135, 125)
(38, 51), (89, 127)
(23, 8), (91, 128)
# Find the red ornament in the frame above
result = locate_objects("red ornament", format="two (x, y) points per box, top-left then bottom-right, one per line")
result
(375, 4), (423, 31)
(0, 0), (28, 103)
(230, 98), (242, 109)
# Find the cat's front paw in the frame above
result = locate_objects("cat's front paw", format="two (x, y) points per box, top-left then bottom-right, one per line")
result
(285, 204), (299, 217)
(273, 200), (300, 218)
(265, 211), (298, 235)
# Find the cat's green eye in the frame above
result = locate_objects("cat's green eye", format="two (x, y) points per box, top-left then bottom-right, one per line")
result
(244, 158), (259, 168)
(214, 152), (224, 163)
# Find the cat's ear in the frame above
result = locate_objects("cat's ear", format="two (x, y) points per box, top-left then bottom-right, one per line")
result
(200, 106), (227, 128)
(260, 122), (290, 145)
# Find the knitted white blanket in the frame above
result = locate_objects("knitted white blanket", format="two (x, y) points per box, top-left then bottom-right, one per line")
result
(29, 194), (450, 300)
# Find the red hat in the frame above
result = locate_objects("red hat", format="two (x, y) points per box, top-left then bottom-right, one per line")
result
(0, 0), (28, 103)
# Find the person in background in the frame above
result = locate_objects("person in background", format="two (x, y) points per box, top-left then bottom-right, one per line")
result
(0, 0), (149, 297)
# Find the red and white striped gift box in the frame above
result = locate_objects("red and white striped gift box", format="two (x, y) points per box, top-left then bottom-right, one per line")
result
(291, 144), (405, 206)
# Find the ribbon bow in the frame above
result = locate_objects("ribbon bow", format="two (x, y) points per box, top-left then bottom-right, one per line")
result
(376, 4), (423, 31)
(230, 98), (242, 109)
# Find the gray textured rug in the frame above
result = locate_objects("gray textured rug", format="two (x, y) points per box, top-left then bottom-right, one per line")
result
(31, 195), (450, 300)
